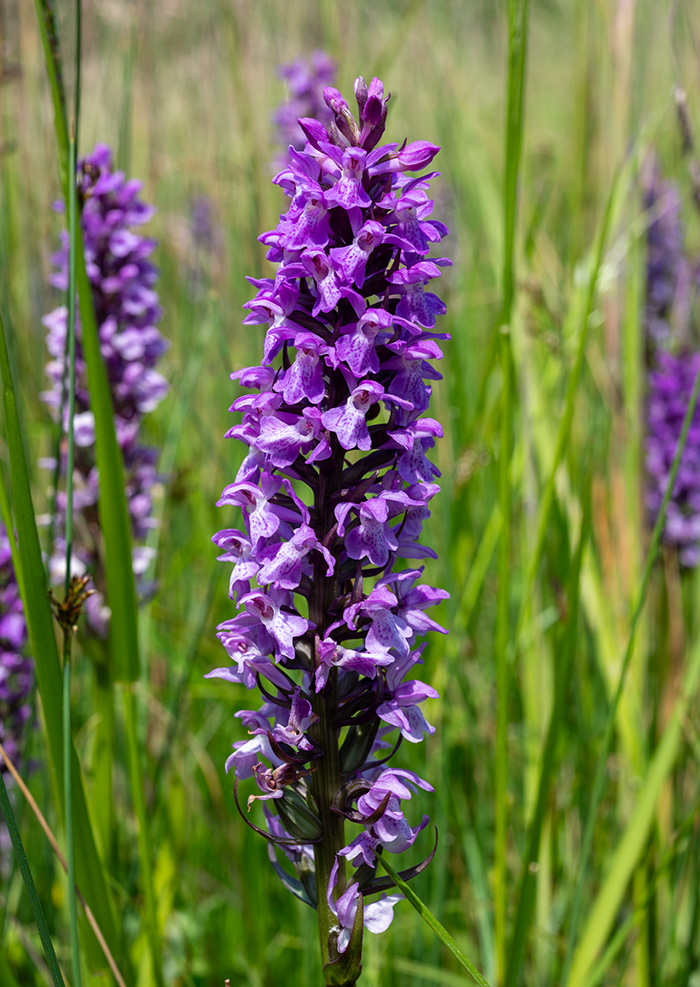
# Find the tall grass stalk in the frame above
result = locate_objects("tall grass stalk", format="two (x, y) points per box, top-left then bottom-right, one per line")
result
(495, 1), (529, 976)
(62, 120), (81, 987)
(0, 772), (66, 987)
(561, 358), (700, 985)
(0, 740), (128, 987)
(504, 477), (591, 985)
(0, 302), (120, 969)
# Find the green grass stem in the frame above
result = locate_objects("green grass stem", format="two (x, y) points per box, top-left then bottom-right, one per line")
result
(505, 478), (591, 985)
(495, 1), (529, 975)
(514, 168), (620, 647)
(562, 357), (700, 986)
(0, 772), (66, 987)
(62, 121), (82, 987)
(567, 578), (700, 986)
(123, 686), (163, 987)
(0, 303), (120, 970)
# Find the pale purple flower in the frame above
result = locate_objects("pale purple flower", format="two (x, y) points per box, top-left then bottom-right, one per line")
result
(211, 74), (448, 970)
(0, 525), (33, 775)
(42, 144), (167, 635)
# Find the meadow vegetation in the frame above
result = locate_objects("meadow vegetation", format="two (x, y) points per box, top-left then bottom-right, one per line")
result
(1, 1), (700, 985)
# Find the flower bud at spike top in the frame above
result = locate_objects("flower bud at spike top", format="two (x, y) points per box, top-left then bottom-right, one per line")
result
(212, 75), (449, 980)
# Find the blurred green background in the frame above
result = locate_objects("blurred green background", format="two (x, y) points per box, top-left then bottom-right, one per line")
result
(2, 1), (700, 985)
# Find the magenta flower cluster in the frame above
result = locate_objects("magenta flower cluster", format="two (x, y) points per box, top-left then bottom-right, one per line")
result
(274, 52), (336, 154)
(0, 525), (33, 772)
(42, 144), (168, 635)
(643, 165), (700, 566)
(211, 75), (449, 960)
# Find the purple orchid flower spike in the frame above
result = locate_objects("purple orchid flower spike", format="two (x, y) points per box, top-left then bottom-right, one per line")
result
(42, 144), (167, 637)
(642, 162), (700, 569)
(0, 525), (34, 780)
(211, 74), (449, 983)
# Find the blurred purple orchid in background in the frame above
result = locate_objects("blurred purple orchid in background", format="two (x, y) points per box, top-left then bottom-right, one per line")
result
(0, 525), (33, 775)
(42, 144), (168, 635)
(643, 162), (700, 568)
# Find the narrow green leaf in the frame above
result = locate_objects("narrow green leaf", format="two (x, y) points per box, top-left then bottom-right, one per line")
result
(34, 0), (140, 684)
(378, 854), (492, 987)
(75, 232), (140, 682)
(0, 304), (120, 968)
(563, 357), (700, 986)
(567, 606), (700, 987)
(505, 478), (591, 985)
(515, 166), (620, 645)
(64, 118), (82, 987)
(495, 1), (529, 973)
(32, 0), (68, 190)
(0, 771), (66, 987)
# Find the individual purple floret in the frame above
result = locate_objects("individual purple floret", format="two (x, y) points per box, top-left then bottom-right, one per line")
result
(0, 525), (33, 773)
(212, 75), (448, 981)
(646, 351), (700, 566)
(273, 52), (336, 155)
(42, 144), (168, 636)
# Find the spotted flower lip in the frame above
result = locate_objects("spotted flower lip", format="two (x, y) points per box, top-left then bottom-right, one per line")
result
(42, 144), (167, 637)
(211, 73), (448, 964)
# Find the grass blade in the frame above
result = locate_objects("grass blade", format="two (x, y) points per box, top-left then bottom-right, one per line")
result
(505, 476), (591, 985)
(34, 0), (140, 685)
(494, 0), (529, 973)
(0, 771), (66, 987)
(0, 303), (120, 969)
(562, 356), (700, 985)
(567, 599), (700, 987)
(0, 740), (128, 987)
(63, 118), (82, 987)
(379, 854), (492, 987)
(515, 167), (620, 645)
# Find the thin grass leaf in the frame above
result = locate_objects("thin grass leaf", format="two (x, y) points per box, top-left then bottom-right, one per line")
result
(63, 121), (82, 987)
(32, 0), (68, 189)
(567, 595), (700, 987)
(378, 854), (492, 987)
(562, 357), (700, 986)
(0, 771), (66, 987)
(0, 739), (128, 987)
(515, 166), (621, 645)
(34, 0), (140, 685)
(495, 0), (529, 974)
(0, 304), (120, 969)
(581, 790), (700, 987)
(505, 476), (591, 985)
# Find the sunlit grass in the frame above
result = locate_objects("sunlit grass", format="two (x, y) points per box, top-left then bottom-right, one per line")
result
(1, 1), (700, 985)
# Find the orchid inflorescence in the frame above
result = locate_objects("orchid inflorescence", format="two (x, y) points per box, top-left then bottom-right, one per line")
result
(643, 164), (700, 567)
(0, 525), (33, 774)
(210, 74), (449, 980)
(42, 144), (168, 635)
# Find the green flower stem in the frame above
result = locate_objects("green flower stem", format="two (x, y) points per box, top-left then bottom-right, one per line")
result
(309, 444), (351, 983)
